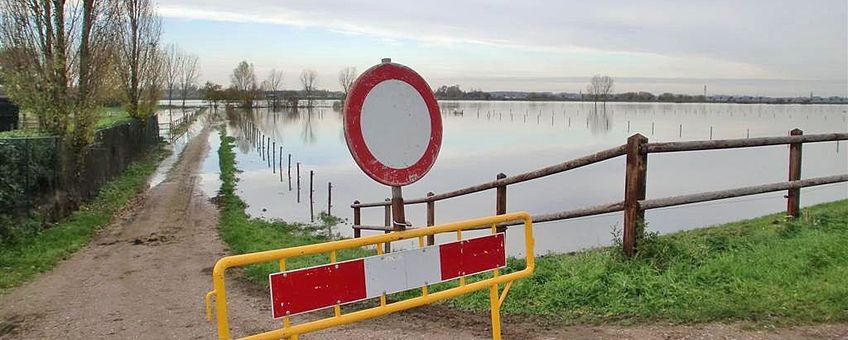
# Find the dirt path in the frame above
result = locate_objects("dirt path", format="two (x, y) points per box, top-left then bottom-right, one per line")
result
(1, 124), (845, 340)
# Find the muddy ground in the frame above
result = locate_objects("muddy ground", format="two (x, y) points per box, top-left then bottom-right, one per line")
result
(1, 125), (845, 340)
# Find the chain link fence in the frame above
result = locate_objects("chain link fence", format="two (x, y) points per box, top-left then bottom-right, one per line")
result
(0, 115), (159, 243)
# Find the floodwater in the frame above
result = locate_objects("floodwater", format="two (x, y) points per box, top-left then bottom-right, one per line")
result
(215, 100), (847, 256)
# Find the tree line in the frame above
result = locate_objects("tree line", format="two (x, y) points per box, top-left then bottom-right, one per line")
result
(0, 0), (198, 205)
(195, 63), (360, 109)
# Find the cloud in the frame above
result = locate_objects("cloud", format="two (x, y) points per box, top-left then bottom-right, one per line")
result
(159, 0), (846, 81)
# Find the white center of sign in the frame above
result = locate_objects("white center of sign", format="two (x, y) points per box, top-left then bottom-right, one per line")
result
(360, 79), (432, 169)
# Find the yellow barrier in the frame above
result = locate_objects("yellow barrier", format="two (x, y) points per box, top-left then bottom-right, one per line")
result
(205, 211), (535, 340)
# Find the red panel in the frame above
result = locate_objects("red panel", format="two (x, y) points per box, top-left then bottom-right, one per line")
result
(269, 259), (366, 318)
(439, 233), (506, 281)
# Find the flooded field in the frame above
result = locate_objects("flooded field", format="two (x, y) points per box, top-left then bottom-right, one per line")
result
(210, 101), (847, 255)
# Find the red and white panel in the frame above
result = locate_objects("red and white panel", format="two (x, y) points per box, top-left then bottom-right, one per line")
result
(269, 233), (505, 318)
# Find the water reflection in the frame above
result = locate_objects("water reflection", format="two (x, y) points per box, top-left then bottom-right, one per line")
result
(222, 100), (848, 256)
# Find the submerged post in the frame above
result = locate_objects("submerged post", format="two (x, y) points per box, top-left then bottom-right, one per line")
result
(623, 134), (648, 257)
(297, 162), (301, 202)
(327, 182), (333, 216)
(310, 170), (314, 222)
(787, 129), (803, 218)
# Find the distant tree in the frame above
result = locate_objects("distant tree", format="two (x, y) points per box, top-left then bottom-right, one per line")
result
(587, 75), (614, 110)
(300, 69), (318, 107)
(261, 69), (284, 108)
(435, 85), (465, 99)
(114, 0), (163, 119)
(201, 81), (223, 108)
(231, 61), (258, 108)
(338, 66), (357, 99)
(178, 53), (200, 107)
(164, 44), (184, 106)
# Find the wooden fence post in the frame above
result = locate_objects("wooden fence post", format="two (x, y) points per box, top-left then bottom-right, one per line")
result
(495, 173), (507, 234)
(426, 192), (435, 246)
(383, 198), (391, 253)
(787, 129), (803, 218)
(353, 201), (361, 239)
(623, 134), (648, 257)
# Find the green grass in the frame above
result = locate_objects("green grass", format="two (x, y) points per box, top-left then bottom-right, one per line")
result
(216, 128), (371, 284)
(95, 107), (133, 129)
(0, 107), (133, 138)
(0, 144), (169, 291)
(445, 200), (848, 325)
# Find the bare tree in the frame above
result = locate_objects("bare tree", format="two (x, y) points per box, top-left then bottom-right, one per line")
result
(300, 69), (318, 107)
(231, 61), (257, 108)
(178, 53), (199, 107)
(164, 44), (183, 106)
(114, 0), (163, 119)
(338, 66), (357, 99)
(261, 69), (283, 108)
(0, 0), (119, 198)
(587, 75), (614, 111)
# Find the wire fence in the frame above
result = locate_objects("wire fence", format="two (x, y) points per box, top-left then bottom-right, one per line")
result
(0, 115), (159, 242)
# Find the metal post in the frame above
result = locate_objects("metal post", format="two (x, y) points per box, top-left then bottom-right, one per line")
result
(279, 147), (283, 181)
(288, 154), (292, 190)
(788, 129), (803, 218)
(495, 173), (507, 234)
(296, 162), (301, 203)
(353, 201), (361, 239)
(426, 192), (435, 246)
(327, 182), (332, 216)
(489, 285), (502, 340)
(623, 134), (648, 257)
(390, 186), (407, 231)
(310, 170), (314, 222)
(272, 141), (276, 173)
(383, 198), (391, 253)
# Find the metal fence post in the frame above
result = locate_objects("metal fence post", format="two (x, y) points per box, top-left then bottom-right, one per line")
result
(495, 173), (507, 234)
(788, 128), (803, 218)
(623, 134), (648, 257)
(426, 192), (435, 246)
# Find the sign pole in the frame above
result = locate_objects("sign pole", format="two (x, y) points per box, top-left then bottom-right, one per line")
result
(390, 186), (407, 231)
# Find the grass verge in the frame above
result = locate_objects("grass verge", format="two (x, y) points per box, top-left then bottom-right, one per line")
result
(215, 127), (371, 284)
(447, 200), (848, 325)
(0, 143), (169, 291)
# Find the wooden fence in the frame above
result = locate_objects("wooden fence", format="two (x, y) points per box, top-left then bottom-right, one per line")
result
(350, 129), (848, 256)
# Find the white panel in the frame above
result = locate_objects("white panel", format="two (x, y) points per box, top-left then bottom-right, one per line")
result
(360, 79), (432, 169)
(363, 246), (441, 299)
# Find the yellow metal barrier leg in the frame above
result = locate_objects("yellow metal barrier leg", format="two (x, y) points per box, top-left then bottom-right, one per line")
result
(489, 284), (502, 340)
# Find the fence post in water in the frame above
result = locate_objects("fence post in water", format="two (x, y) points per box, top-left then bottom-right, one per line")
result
(383, 198), (391, 253)
(310, 170), (314, 222)
(296, 162), (301, 202)
(272, 141), (276, 173)
(353, 201), (361, 238)
(279, 147), (283, 181)
(426, 192), (435, 246)
(787, 129), (803, 218)
(327, 182), (332, 216)
(623, 134), (648, 257)
(495, 173), (507, 234)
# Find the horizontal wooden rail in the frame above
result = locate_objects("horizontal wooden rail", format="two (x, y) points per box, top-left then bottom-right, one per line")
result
(645, 133), (848, 153)
(351, 145), (627, 208)
(639, 174), (848, 210)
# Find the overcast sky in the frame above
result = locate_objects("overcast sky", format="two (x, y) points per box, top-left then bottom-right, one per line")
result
(160, 0), (848, 97)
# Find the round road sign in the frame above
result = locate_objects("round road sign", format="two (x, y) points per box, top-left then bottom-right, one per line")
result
(343, 61), (442, 187)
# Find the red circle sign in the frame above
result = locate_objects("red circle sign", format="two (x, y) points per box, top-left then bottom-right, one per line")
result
(343, 62), (442, 186)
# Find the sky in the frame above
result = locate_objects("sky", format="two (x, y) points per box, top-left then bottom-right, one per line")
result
(159, 0), (848, 97)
